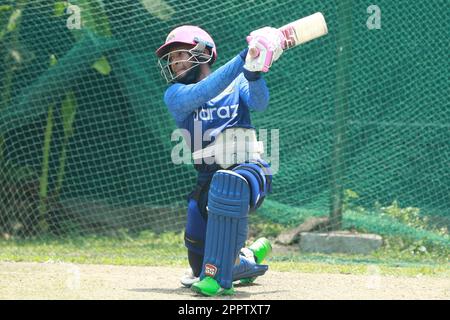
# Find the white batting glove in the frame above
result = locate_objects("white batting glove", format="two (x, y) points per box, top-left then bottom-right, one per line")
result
(244, 27), (285, 72)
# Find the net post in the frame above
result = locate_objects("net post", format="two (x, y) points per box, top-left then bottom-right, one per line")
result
(330, 0), (353, 230)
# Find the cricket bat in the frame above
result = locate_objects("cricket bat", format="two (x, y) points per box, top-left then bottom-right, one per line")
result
(249, 12), (328, 58)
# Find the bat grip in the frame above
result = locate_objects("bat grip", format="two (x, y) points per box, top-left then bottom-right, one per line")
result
(248, 47), (260, 58)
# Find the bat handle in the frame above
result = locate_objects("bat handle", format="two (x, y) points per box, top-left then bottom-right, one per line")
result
(248, 46), (260, 58)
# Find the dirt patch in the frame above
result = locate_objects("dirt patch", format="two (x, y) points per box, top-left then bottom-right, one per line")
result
(0, 261), (448, 300)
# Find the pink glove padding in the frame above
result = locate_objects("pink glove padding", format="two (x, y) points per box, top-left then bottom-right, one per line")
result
(244, 27), (286, 72)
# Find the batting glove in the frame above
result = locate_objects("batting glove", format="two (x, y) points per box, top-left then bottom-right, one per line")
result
(244, 27), (285, 72)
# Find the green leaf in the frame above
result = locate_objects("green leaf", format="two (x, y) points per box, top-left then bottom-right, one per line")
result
(54, 1), (68, 17)
(75, 0), (112, 37)
(61, 91), (77, 137)
(0, 135), (4, 163)
(140, 0), (175, 21)
(40, 105), (54, 201)
(7, 9), (21, 32)
(38, 105), (54, 232)
(92, 56), (111, 76)
(49, 54), (58, 67)
(55, 91), (77, 196)
(0, 5), (12, 12)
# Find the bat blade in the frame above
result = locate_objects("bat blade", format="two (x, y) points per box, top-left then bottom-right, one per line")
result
(248, 12), (328, 58)
(280, 12), (328, 49)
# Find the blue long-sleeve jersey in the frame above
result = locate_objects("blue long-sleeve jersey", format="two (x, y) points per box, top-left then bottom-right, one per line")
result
(163, 54), (269, 174)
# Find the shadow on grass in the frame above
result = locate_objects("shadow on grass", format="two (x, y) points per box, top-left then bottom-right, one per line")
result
(128, 285), (286, 299)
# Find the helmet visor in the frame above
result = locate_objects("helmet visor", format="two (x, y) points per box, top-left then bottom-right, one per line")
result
(157, 42), (214, 83)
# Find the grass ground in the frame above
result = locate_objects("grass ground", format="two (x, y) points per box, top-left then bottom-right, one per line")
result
(0, 231), (448, 278)
(1, 217), (448, 300)
(1, 200), (448, 281)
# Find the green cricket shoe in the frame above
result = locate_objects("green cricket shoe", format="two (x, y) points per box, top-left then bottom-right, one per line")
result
(240, 237), (272, 284)
(191, 276), (235, 297)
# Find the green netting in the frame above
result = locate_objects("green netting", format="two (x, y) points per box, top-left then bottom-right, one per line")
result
(0, 0), (448, 249)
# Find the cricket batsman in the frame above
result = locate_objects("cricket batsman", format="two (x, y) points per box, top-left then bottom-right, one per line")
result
(155, 25), (284, 296)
